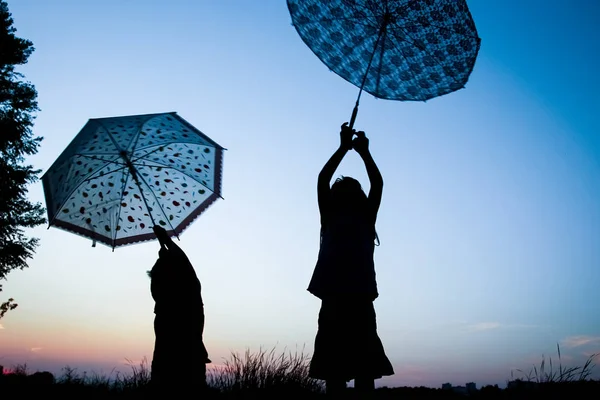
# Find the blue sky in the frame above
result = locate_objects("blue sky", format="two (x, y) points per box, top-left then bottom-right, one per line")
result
(1, 0), (599, 389)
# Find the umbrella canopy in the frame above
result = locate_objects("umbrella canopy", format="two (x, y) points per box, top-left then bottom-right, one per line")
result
(42, 112), (224, 249)
(287, 0), (481, 126)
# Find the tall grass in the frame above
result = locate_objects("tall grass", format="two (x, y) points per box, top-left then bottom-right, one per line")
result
(511, 343), (598, 383)
(3, 343), (599, 397)
(51, 358), (150, 392)
(209, 346), (324, 395)
(2, 348), (322, 396)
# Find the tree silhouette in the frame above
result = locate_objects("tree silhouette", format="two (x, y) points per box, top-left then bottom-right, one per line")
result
(0, 0), (45, 297)
(0, 297), (17, 320)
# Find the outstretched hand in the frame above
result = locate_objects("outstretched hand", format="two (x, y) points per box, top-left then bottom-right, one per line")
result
(352, 130), (369, 156)
(340, 122), (355, 151)
(153, 225), (170, 245)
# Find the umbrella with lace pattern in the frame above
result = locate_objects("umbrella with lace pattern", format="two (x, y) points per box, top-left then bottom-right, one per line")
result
(42, 112), (224, 249)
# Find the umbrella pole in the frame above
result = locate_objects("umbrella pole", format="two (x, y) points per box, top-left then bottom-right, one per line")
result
(132, 175), (156, 227)
(120, 151), (157, 228)
(349, 20), (388, 130)
(349, 102), (360, 131)
(120, 151), (181, 247)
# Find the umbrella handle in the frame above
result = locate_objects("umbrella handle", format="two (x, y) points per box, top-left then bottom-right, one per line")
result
(348, 18), (388, 131)
(349, 103), (359, 130)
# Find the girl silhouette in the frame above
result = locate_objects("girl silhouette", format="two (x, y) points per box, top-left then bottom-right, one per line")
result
(148, 225), (210, 391)
(308, 122), (394, 395)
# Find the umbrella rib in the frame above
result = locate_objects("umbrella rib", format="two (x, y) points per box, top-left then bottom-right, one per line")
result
(349, 16), (389, 128)
(127, 117), (148, 153)
(97, 120), (126, 153)
(126, 113), (158, 154)
(47, 157), (123, 226)
(130, 160), (216, 193)
(73, 154), (127, 167)
(292, 16), (371, 25)
(304, 19), (379, 32)
(74, 152), (127, 157)
(131, 165), (178, 233)
(80, 165), (128, 184)
(293, 17), (378, 32)
(398, 22), (480, 40)
(112, 168), (131, 248)
(379, 27), (422, 97)
(131, 141), (212, 160)
(374, 23), (389, 95)
(130, 146), (167, 163)
(396, 24), (465, 89)
(350, 1), (383, 26)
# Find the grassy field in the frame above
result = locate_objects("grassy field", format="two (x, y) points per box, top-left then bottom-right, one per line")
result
(1, 345), (598, 398)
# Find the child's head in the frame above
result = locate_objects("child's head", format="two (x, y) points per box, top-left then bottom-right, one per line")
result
(330, 176), (367, 210)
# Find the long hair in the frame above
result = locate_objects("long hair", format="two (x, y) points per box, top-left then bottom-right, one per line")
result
(330, 176), (368, 211)
(327, 176), (380, 245)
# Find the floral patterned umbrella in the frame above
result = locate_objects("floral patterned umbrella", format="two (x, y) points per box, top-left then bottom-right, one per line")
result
(42, 112), (224, 249)
(287, 0), (481, 128)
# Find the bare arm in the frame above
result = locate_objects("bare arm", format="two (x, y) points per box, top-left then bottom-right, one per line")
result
(353, 132), (383, 223)
(154, 225), (195, 277)
(318, 147), (348, 224)
(153, 225), (173, 248)
(153, 226), (185, 258)
(317, 123), (354, 225)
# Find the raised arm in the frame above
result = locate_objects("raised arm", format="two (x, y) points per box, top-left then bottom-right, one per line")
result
(352, 131), (383, 223)
(153, 225), (185, 258)
(153, 225), (195, 274)
(153, 225), (174, 248)
(317, 123), (354, 224)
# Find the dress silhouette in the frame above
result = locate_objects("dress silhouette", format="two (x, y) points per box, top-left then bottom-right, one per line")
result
(308, 123), (394, 394)
(149, 225), (210, 389)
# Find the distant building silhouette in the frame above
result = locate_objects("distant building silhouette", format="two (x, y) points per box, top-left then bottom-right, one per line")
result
(442, 382), (478, 395)
(507, 379), (539, 390)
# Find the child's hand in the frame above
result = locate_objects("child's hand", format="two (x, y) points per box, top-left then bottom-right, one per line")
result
(340, 122), (355, 151)
(352, 131), (369, 156)
(153, 225), (168, 240)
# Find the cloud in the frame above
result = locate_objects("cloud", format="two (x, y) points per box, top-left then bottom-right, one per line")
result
(0, 323), (4, 330)
(557, 354), (574, 362)
(510, 323), (539, 329)
(562, 336), (600, 348)
(30, 347), (43, 352)
(464, 322), (538, 332)
(468, 322), (501, 331)
(583, 352), (600, 360)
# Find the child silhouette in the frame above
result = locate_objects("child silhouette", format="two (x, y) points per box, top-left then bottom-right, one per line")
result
(148, 225), (210, 391)
(308, 122), (394, 394)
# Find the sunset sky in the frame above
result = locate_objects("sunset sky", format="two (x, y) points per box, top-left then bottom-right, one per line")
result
(1, 0), (599, 389)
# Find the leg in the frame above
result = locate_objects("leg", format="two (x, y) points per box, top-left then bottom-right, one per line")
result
(326, 379), (346, 395)
(150, 316), (167, 387)
(354, 300), (394, 380)
(198, 362), (207, 390)
(355, 377), (375, 392)
(310, 300), (345, 381)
